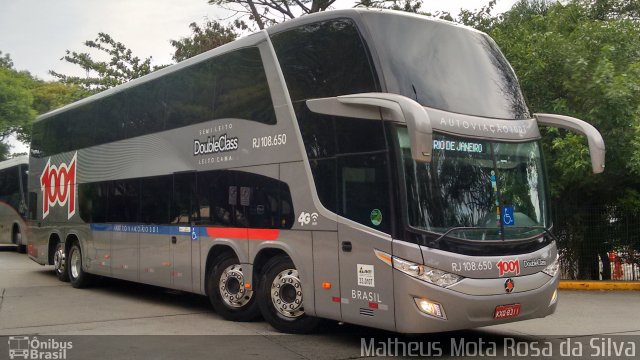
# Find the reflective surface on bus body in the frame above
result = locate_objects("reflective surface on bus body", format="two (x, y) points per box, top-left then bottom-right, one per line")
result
(395, 128), (548, 240)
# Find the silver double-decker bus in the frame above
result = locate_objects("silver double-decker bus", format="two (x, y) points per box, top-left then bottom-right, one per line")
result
(0, 156), (29, 253)
(28, 9), (605, 334)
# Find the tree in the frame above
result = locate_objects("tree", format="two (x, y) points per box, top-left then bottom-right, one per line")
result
(0, 53), (36, 158)
(488, 0), (640, 279)
(49, 33), (156, 93)
(207, 0), (339, 29)
(170, 20), (240, 62)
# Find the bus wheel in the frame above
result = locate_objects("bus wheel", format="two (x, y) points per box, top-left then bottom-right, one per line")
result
(207, 253), (260, 322)
(53, 242), (69, 282)
(258, 255), (321, 334)
(68, 242), (92, 288)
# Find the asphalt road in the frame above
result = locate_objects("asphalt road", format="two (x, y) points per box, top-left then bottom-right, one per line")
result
(0, 245), (638, 359)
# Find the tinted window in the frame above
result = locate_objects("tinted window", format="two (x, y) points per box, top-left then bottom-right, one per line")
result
(271, 18), (380, 101)
(295, 109), (392, 233)
(309, 159), (337, 213)
(196, 171), (233, 226)
(79, 182), (109, 223)
(125, 84), (167, 138)
(235, 171), (292, 229)
(362, 12), (529, 119)
(172, 173), (196, 224)
(164, 61), (216, 130)
(77, 170), (293, 228)
(212, 49), (276, 123)
(0, 166), (19, 197)
(107, 179), (140, 222)
(0, 166), (22, 210)
(195, 170), (293, 229)
(336, 117), (386, 154)
(294, 103), (336, 159)
(140, 176), (172, 224)
(338, 153), (391, 233)
(30, 47), (275, 158)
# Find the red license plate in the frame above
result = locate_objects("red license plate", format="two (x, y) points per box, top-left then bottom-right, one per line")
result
(494, 303), (521, 319)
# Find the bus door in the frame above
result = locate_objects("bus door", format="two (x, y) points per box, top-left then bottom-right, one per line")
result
(337, 152), (396, 331)
(170, 173), (195, 291)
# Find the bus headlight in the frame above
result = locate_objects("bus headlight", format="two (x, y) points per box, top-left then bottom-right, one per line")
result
(542, 256), (560, 277)
(393, 256), (462, 287)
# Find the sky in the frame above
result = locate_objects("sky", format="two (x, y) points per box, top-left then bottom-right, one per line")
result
(0, 0), (518, 153)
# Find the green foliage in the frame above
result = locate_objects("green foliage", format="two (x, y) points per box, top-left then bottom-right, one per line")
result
(49, 33), (156, 93)
(170, 20), (240, 62)
(0, 57), (36, 147)
(0, 52), (85, 157)
(486, 0), (640, 279)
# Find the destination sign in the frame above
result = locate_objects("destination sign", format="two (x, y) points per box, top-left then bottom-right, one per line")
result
(433, 139), (485, 154)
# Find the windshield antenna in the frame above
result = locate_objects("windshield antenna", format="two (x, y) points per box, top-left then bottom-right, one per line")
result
(411, 84), (418, 101)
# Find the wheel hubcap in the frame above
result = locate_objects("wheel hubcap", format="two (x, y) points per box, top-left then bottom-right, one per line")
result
(70, 248), (81, 279)
(271, 269), (304, 318)
(219, 264), (252, 308)
(54, 247), (65, 274)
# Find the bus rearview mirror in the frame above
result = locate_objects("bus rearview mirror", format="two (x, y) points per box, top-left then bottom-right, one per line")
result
(534, 113), (605, 174)
(306, 93), (433, 162)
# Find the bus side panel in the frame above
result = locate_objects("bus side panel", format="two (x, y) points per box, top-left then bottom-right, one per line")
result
(311, 230), (342, 321)
(111, 231), (139, 282)
(139, 232), (172, 288)
(86, 226), (112, 276)
(27, 222), (50, 265)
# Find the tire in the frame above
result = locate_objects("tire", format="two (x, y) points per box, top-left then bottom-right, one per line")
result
(53, 242), (69, 282)
(207, 253), (260, 322)
(257, 255), (321, 334)
(68, 242), (92, 288)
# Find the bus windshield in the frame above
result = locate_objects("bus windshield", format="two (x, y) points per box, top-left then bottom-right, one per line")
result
(362, 12), (529, 120)
(396, 128), (548, 241)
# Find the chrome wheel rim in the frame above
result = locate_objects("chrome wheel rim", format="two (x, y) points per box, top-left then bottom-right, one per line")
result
(70, 248), (81, 279)
(53, 246), (65, 274)
(219, 264), (252, 308)
(270, 269), (304, 318)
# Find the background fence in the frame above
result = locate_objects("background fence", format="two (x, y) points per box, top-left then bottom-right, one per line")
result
(553, 207), (640, 281)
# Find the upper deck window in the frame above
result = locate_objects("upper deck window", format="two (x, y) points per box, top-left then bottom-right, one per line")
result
(271, 18), (380, 101)
(31, 47), (276, 158)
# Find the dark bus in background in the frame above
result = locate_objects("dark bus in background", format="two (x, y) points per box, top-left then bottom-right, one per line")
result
(0, 156), (29, 252)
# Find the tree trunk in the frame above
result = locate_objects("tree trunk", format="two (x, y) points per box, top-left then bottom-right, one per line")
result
(247, 0), (265, 30)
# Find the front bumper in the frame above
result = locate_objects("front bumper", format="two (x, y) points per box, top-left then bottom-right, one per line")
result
(393, 270), (559, 333)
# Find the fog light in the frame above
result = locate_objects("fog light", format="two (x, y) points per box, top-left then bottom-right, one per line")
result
(414, 297), (446, 319)
(549, 289), (558, 306)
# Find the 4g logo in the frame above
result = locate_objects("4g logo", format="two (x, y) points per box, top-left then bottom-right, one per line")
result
(40, 153), (77, 219)
(298, 212), (319, 227)
(497, 258), (520, 277)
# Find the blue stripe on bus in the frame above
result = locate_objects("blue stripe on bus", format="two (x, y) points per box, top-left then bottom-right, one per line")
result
(90, 224), (196, 237)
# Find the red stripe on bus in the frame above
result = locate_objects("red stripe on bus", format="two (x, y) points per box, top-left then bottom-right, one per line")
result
(247, 229), (279, 241)
(206, 227), (279, 241)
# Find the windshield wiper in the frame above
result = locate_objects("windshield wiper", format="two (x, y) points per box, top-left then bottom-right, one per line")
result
(433, 226), (549, 244)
